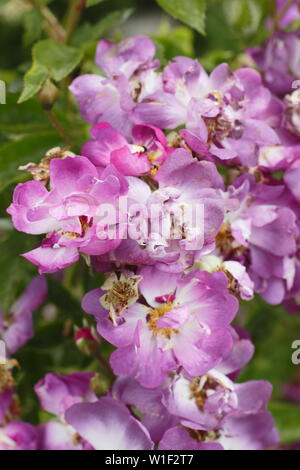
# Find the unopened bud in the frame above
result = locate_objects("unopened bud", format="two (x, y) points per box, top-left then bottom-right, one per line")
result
(90, 373), (110, 397)
(38, 78), (59, 110)
(75, 327), (100, 356)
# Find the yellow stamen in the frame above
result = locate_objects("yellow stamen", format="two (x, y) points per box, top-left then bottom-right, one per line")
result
(147, 302), (178, 338)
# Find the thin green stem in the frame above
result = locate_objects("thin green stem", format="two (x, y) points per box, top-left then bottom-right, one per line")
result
(44, 109), (72, 146)
(26, 0), (66, 42)
(64, 0), (83, 43)
(98, 356), (115, 380)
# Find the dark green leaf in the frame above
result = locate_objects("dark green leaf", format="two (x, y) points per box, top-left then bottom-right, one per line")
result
(87, 0), (105, 6)
(33, 39), (83, 82)
(223, 0), (261, 36)
(154, 23), (195, 62)
(239, 298), (300, 398)
(0, 93), (51, 133)
(18, 39), (83, 102)
(72, 9), (134, 46)
(0, 132), (63, 191)
(269, 402), (300, 444)
(18, 64), (48, 104)
(47, 277), (83, 325)
(0, 231), (37, 314)
(23, 8), (43, 47)
(156, 0), (206, 35)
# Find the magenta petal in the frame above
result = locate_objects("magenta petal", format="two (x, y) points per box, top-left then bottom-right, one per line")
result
(0, 389), (13, 423)
(69, 75), (132, 136)
(133, 92), (186, 129)
(81, 288), (105, 319)
(113, 376), (177, 442)
(110, 147), (150, 176)
(139, 266), (179, 307)
(234, 381), (272, 414)
(4, 313), (33, 355)
(158, 426), (223, 450)
(132, 124), (167, 148)
(22, 246), (79, 274)
(95, 36), (156, 79)
(12, 276), (47, 316)
(250, 207), (297, 256)
(156, 148), (224, 189)
(82, 122), (128, 167)
(174, 324), (233, 377)
(35, 372), (96, 418)
(7, 181), (57, 235)
(219, 412), (279, 450)
(50, 156), (98, 196)
(217, 337), (254, 376)
(65, 398), (153, 450)
(39, 421), (83, 450)
(284, 168), (300, 202)
(260, 278), (286, 305)
(110, 329), (177, 388)
(1, 422), (39, 450)
(180, 129), (209, 155)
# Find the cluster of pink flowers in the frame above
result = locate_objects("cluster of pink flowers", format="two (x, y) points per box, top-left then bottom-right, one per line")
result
(3, 3), (300, 450)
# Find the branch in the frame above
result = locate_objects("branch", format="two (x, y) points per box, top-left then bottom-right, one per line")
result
(44, 109), (72, 146)
(26, 0), (66, 42)
(64, 0), (85, 42)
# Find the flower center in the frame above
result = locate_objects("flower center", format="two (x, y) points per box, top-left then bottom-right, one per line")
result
(103, 282), (136, 313)
(284, 90), (300, 137)
(189, 376), (218, 409)
(100, 274), (141, 321)
(204, 116), (232, 145)
(57, 215), (93, 241)
(0, 360), (17, 394)
(215, 222), (247, 258)
(147, 302), (178, 338)
(187, 427), (221, 443)
(79, 215), (93, 236)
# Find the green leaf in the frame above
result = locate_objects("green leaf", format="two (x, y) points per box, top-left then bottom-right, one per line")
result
(1, 93), (51, 133)
(269, 402), (300, 444)
(23, 8), (43, 46)
(72, 9), (133, 46)
(87, 0), (105, 6)
(47, 277), (83, 325)
(0, 132), (64, 192)
(154, 22), (195, 62)
(0, 231), (37, 315)
(18, 64), (48, 104)
(199, 49), (234, 72)
(33, 39), (83, 82)
(287, 18), (300, 32)
(239, 298), (300, 398)
(156, 0), (206, 35)
(223, 0), (261, 36)
(18, 39), (83, 102)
